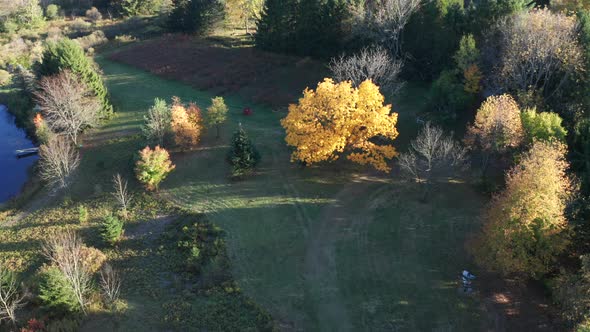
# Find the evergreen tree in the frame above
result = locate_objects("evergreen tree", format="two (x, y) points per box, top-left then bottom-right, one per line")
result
(227, 125), (260, 177)
(294, 0), (322, 55)
(39, 267), (80, 314)
(256, 0), (345, 57)
(38, 38), (113, 118)
(169, 0), (225, 34)
(255, 0), (297, 53)
(101, 214), (124, 245)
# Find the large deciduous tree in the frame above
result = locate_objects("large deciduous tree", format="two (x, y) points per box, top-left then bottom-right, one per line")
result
(34, 70), (100, 146)
(281, 78), (399, 172)
(493, 8), (583, 100)
(465, 94), (524, 174)
(352, 0), (421, 57)
(472, 141), (574, 277)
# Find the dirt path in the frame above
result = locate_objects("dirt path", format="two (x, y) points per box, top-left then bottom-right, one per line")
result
(479, 273), (566, 331)
(303, 177), (375, 332)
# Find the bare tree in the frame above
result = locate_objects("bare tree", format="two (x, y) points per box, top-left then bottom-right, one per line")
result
(42, 231), (92, 314)
(99, 263), (121, 309)
(39, 136), (80, 189)
(398, 122), (468, 200)
(34, 70), (100, 145)
(0, 265), (27, 325)
(329, 46), (404, 94)
(492, 8), (583, 99)
(112, 173), (131, 219)
(352, 0), (421, 57)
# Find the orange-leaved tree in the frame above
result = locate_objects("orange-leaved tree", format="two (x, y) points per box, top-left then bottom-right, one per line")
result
(472, 141), (573, 277)
(171, 97), (203, 150)
(281, 78), (399, 172)
(135, 146), (176, 191)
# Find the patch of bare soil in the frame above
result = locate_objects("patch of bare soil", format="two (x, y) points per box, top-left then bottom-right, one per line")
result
(125, 214), (176, 242)
(478, 272), (567, 331)
(108, 35), (328, 107)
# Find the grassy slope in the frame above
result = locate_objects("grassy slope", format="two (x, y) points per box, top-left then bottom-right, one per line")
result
(90, 55), (487, 331)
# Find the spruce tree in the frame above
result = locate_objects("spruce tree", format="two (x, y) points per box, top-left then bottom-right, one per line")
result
(168, 0), (225, 34)
(294, 0), (322, 56)
(227, 124), (260, 177)
(39, 38), (113, 118)
(255, 0), (297, 53)
(256, 0), (346, 57)
(101, 214), (124, 245)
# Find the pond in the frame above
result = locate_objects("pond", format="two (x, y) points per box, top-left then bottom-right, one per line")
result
(0, 105), (37, 203)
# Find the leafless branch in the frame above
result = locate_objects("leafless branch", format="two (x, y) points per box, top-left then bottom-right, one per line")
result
(99, 263), (121, 308)
(352, 0), (421, 57)
(42, 230), (92, 314)
(329, 46), (404, 94)
(112, 173), (131, 219)
(34, 70), (100, 145)
(398, 122), (468, 198)
(39, 135), (80, 190)
(0, 265), (27, 325)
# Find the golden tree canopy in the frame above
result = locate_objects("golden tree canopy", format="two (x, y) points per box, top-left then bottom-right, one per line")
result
(171, 98), (204, 149)
(473, 141), (573, 276)
(466, 94), (524, 153)
(281, 78), (398, 171)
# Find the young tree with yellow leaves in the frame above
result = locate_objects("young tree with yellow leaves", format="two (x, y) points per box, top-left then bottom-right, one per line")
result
(281, 78), (398, 172)
(171, 97), (204, 150)
(206, 96), (228, 138)
(465, 94), (524, 176)
(135, 146), (176, 191)
(472, 141), (574, 277)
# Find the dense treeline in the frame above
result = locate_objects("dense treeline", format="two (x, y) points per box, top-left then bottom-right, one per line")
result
(255, 0), (346, 57)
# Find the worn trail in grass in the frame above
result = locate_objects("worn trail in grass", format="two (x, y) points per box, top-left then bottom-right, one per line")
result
(96, 56), (486, 331)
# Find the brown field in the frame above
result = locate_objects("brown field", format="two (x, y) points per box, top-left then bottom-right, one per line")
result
(108, 34), (329, 108)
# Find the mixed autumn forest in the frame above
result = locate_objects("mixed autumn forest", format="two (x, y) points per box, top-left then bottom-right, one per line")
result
(1, 0), (590, 331)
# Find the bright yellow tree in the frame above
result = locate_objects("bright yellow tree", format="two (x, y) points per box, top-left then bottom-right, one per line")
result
(281, 78), (398, 171)
(171, 97), (203, 150)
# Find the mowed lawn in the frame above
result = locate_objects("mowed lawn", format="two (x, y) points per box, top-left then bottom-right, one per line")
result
(91, 55), (487, 331)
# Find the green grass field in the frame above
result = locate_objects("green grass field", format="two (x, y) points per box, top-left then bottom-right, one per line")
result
(79, 56), (488, 331)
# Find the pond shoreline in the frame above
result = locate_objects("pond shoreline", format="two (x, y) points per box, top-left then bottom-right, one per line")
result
(0, 104), (39, 206)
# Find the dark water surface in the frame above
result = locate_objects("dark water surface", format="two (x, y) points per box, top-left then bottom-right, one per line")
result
(0, 105), (37, 203)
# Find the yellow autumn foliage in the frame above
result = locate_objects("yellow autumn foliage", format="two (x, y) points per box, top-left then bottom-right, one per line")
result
(473, 141), (573, 276)
(465, 94), (524, 154)
(281, 78), (398, 172)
